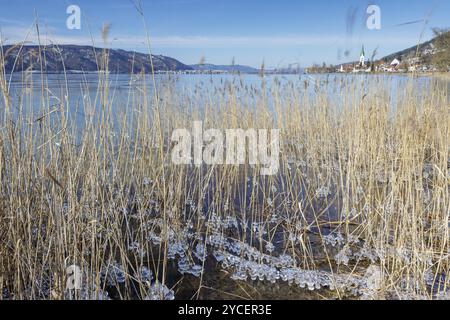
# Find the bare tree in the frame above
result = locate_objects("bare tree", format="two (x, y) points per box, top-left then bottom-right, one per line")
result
(432, 28), (450, 71)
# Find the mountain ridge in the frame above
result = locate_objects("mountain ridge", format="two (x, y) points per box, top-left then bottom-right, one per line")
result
(2, 36), (445, 74)
(378, 37), (437, 64)
(1, 44), (193, 73)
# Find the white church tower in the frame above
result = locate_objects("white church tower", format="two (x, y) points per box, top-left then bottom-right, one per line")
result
(359, 45), (366, 67)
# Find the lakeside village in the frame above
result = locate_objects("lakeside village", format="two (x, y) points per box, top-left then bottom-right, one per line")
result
(333, 45), (438, 74)
(153, 44), (441, 75)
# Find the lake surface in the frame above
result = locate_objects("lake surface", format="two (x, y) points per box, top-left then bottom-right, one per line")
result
(2, 73), (447, 127)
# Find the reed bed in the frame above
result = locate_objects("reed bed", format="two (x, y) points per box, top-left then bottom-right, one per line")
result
(0, 44), (449, 300)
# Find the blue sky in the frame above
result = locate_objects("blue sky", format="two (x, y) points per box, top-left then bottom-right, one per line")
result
(0, 0), (448, 68)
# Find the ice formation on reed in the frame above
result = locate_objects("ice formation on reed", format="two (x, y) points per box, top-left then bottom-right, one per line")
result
(100, 262), (126, 285)
(145, 281), (175, 300)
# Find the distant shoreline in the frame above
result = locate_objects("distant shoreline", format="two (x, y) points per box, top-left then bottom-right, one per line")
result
(6, 71), (449, 77)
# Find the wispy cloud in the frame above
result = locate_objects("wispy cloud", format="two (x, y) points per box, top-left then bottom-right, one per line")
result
(0, 25), (424, 50)
(0, 18), (28, 25)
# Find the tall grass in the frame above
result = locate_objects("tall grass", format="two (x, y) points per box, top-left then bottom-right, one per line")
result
(0, 39), (448, 300)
